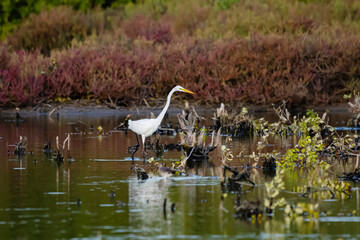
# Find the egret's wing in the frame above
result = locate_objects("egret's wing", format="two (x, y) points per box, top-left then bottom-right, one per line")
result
(129, 118), (158, 136)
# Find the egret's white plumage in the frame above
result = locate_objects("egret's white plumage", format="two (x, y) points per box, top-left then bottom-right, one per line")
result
(128, 85), (194, 158)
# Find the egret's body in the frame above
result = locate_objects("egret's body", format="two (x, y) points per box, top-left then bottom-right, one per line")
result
(128, 85), (194, 159)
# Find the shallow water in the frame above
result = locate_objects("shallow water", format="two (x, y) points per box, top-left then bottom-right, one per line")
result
(0, 109), (359, 239)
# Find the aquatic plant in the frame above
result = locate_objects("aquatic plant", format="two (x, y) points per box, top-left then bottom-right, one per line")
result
(213, 104), (254, 137)
(222, 165), (256, 191)
(345, 91), (360, 127)
(220, 137), (257, 192)
(177, 109), (221, 162)
(269, 101), (293, 135)
(14, 136), (27, 156)
(52, 134), (71, 163)
(281, 135), (325, 167)
(43, 141), (52, 155)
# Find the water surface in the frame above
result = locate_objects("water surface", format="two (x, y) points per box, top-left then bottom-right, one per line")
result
(0, 108), (359, 239)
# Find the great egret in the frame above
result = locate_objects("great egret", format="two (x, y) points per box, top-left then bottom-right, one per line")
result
(128, 85), (194, 160)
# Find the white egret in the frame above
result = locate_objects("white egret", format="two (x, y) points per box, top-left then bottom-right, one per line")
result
(128, 85), (194, 160)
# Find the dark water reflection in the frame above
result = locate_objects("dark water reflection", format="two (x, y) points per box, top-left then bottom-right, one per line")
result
(0, 109), (359, 239)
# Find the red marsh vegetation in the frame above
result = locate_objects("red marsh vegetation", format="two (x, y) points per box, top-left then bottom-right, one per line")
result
(1, 0), (360, 107)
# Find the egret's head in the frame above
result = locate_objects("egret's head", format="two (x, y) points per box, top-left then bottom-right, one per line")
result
(174, 85), (195, 94)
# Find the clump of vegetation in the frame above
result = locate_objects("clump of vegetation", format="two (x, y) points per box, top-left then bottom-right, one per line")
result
(213, 104), (254, 137)
(43, 141), (52, 155)
(281, 135), (324, 167)
(254, 104), (331, 137)
(6, 6), (109, 55)
(122, 15), (172, 44)
(345, 92), (360, 127)
(262, 156), (276, 177)
(1, 1), (360, 106)
(51, 134), (71, 163)
(222, 165), (255, 192)
(248, 131), (279, 169)
(14, 136), (27, 156)
(177, 109), (221, 163)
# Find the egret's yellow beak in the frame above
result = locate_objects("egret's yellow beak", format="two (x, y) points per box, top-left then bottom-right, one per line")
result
(180, 87), (195, 94)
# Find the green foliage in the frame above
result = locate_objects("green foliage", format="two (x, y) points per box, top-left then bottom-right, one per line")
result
(6, 6), (108, 55)
(0, 0), (132, 38)
(281, 135), (325, 167)
(216, 0), (238, 10)
(298, 109), (326, 135)
(254, 108), (328, 137)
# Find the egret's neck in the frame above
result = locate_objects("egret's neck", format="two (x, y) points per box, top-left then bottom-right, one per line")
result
(156, 88), (176, 124)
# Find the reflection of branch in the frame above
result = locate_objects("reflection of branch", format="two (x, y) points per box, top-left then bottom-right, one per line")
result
(48, 107), (60, 118)
(308, 164), (319, 187)
(223, 165), (256, 186)
(301, 187), (336, 199)
(56, 134), (70, 151)
(179, 146), (195, 169)
(344, 152), (360, 168)
(158, 127), (176, 134)
(78, 121), (89, 127)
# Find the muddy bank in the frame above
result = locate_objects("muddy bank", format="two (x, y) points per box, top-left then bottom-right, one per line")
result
(0, 102), (352, 118)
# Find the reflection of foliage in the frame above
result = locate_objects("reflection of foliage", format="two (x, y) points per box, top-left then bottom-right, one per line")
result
(341, 168), (360, 181)
(264, 168), (286, 214)
(284, 202), (319, 219)
(234, 200), (262, 221)
(293, 176), (351, 200)
(221, 142), (234, 165)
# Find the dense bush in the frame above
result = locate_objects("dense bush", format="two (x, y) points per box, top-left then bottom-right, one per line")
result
(6, 7), (112, 55)
(1, 0), (360, 107)
(0, 0), (132, 38)
(1, 32), (360, 107)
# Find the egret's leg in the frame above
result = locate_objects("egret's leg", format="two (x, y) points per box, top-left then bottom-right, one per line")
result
(131, 133), (140, 161)
(141, 135), (147, 161)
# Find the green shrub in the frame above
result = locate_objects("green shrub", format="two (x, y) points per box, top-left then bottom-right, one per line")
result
(6, 6), (107, 55)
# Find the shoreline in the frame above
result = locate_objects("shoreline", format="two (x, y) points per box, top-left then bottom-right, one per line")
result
(0, 102), (352, 118)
